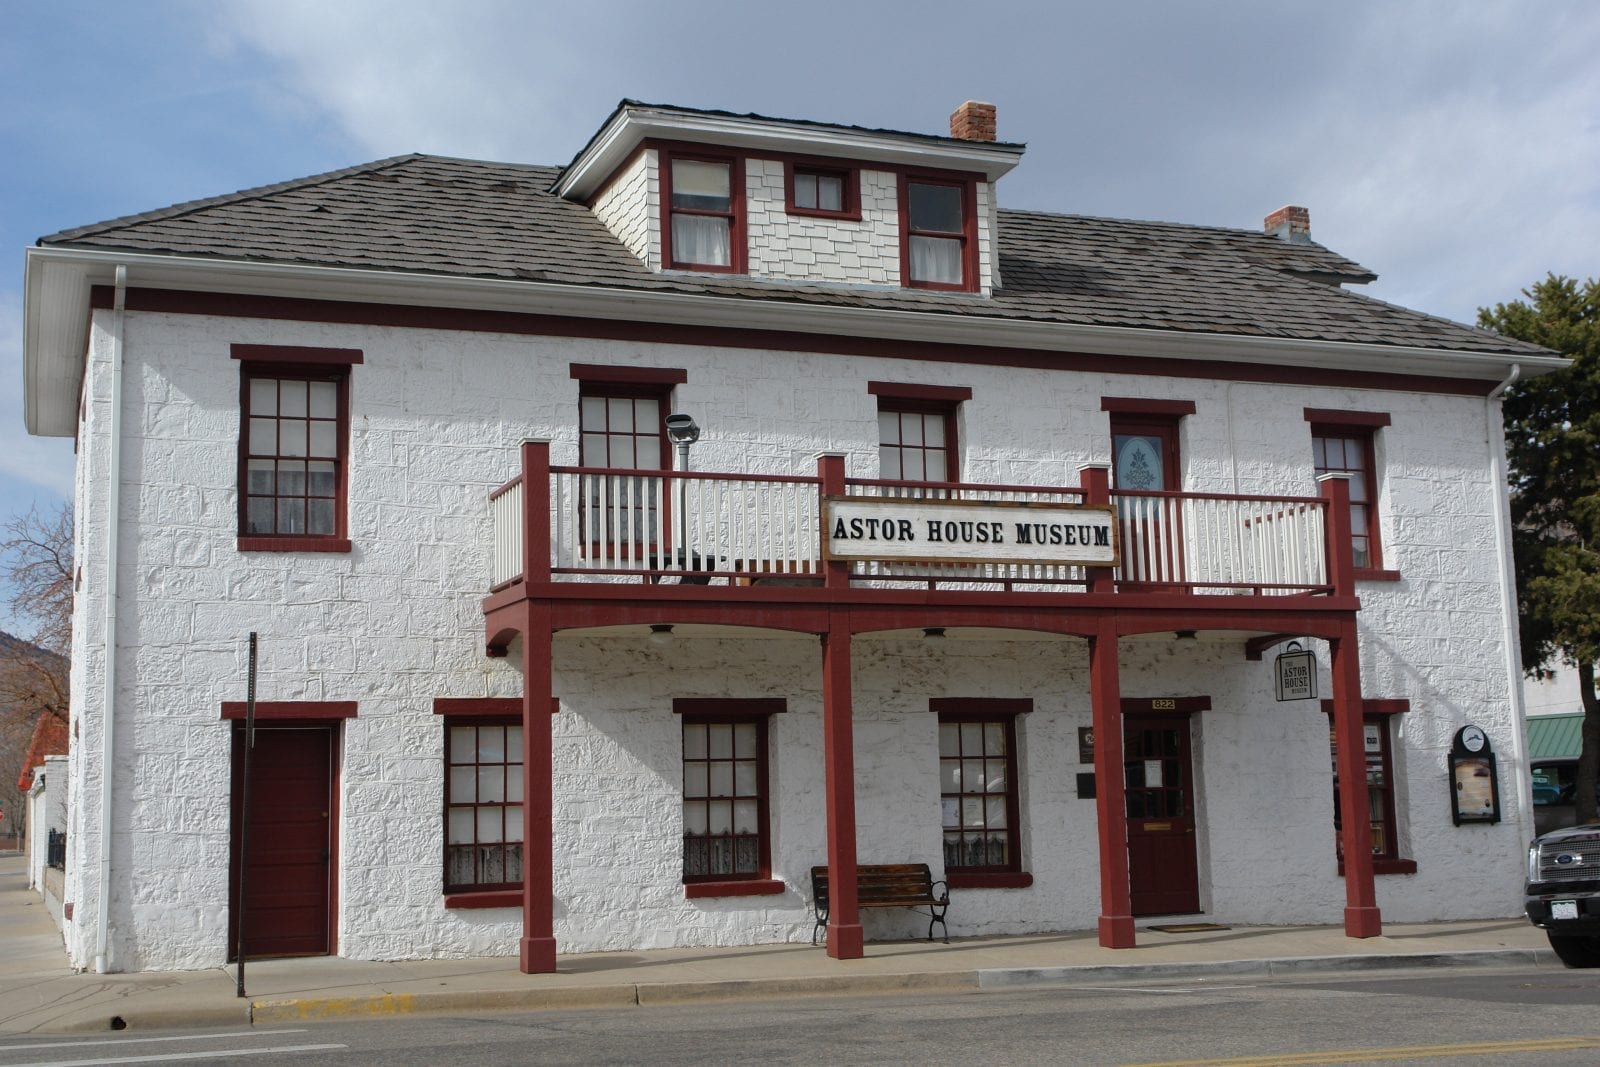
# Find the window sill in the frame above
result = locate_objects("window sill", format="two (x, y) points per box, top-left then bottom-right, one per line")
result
(1354, 568), (1402, 583)
(684, 878), (785, 899)
(444, 889), (521, 909)
(1337, 859), (1417, 877)
(238, 536), (352, 553)
(946, 872), (1034, 890)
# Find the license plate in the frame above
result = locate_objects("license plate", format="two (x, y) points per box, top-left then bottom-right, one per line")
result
(1551, 900), (1580, 921)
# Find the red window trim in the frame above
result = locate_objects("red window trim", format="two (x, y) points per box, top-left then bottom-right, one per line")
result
(1323, 700), (1412, 874)
(230, 344), (364, 366)
(899, 172), (979, 293)
(935, 699), (1028, 877)
(237, 360), (352, 551)
(868, 381), (973, 403)
(1101, 397), (1198, 416)
(684, 878), (786, 899)
(1303, 408), (1391, 428)
(220, 700), (358, 721)
(1311, 421), (1390, 576)
(661, 148), (746, 274)
(433, 697), (559, 717)
(673, 698), (787, 716)
(677, 700), (780, 886)
(784, 160), (861, 221)
(877, 396), (961, 483)
(444, 890), (521, 909)
(569, 363), (688, 386)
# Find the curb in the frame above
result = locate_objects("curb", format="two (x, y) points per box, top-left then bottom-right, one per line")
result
(977, 948), (1552, 989)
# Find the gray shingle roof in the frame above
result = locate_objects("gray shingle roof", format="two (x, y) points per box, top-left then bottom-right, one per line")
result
(38, 153), (1548, 357)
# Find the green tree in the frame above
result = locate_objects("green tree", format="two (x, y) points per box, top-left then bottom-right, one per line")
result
(1479, 275), (1600, 825)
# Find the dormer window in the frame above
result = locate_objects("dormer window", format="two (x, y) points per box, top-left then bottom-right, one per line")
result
(903, 177), (975, 290)
(665, 153), (744, 272)
(786, 163), (859, 220)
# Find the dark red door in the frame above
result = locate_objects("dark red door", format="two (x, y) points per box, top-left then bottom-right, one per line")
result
(1124, 715), (1200, 916)
(230, 725), (334, 958)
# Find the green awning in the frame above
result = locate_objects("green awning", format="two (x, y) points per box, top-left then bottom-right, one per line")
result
(1527, 713), (1585, 760)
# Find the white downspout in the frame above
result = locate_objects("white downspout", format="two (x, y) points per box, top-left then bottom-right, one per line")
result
(1486, 364), (1532, 844)
(95, 265), (127, 973)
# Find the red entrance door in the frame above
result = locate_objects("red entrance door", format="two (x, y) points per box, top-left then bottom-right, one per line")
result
(230, 725), (335, 958)
(1124, 715), (1200, 916)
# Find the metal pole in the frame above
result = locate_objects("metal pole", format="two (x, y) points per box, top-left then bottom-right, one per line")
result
(235, 632), (257, 998)
(677, 439), (691, 570)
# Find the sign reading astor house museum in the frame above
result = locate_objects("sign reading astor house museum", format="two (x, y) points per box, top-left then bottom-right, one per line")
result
(822, 498), (1120, 568)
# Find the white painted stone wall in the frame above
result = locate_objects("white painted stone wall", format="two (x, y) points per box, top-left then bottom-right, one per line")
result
(65, 307), (1530, 969)
(743, 160), (901, 288)
(591, 148), (658, 270)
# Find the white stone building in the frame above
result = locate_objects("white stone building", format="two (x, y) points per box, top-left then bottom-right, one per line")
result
(21, 100), (1563, 973)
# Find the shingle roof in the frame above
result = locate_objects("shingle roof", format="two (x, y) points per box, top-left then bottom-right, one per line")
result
(38, 152), (1549, 357)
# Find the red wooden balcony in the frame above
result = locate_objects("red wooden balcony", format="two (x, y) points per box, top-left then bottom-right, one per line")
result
(487, 445), (1343, 600)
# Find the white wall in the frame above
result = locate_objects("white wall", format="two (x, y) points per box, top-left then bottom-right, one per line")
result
(65, 307), (1530, 968)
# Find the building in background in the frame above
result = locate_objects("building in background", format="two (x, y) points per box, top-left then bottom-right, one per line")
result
(20, 100), (1564, 973)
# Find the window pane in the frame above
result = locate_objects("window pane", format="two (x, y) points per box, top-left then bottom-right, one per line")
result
(672, 159), (731, 210)
(477, 807), (503, 844)
(795, 173), (817, 210)
(478, 765), (505, 803)
(909, 183), (963, 232)
(450, 727), (477, 763)
(939, 723), (959, 758)
(902, 416), (923, 446)
(309, 381), (337, 418)
(961, 723), (982, 752)
(709, 763), (734, 797)
(580, 395), (606, 428)
(984, 722), (1006, 755)
(279, 420), (307, 457)
(734, 761), (757, 795)
(878, 411), (901, 445)
(683, 724), (707, 759)
(276, 498), (304, 533)
(818, 174), (843, 212)
(963, 758), (985, 792)
(683, 763), (708, 798)
(880, 451), (901, 480)
(507, 727), (523, 761)
(250, 378), (277, 416)
(246, 498), (274, 534)
(987, 802), (1008, 829)
(309, 421), (337, 458)
(709, 800), (733, 834)
(672, 214), (730, 266)
(940, 761), (960, 792)
(902, 452), (925, 481)
(986, 759), (1008, 793)
(582, 433), (610, 466)
(505, 808), (524, 844)
(478, 727), (504, 762)
(708, 725), (733, 760)
(279, 381), (307, 417)
(909, 235), (963, 283)
(607, 397), (634, 433)
(683, 801), (708, 835)
(448, 808), (474, 845)
(962, 797), (984, 828)
(249, 418), (276, 455)
(734, 800), (758, 833)
(923, 416), (945, 447)
(278, 461), (306, 496)
(247, 460), (275, 495)
(925, 453), (947, 481)
(506, 765), (523, 802)
(450, 767), (476, 803)
(734, 722), (757, 758)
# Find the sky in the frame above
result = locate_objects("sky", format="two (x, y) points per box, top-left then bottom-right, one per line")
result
(2, 0), (1597, 629)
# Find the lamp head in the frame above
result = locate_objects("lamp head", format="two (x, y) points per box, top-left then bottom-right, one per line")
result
(665, 413), (700, 445)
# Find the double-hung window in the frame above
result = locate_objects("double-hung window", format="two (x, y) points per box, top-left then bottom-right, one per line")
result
(665, 153), (743, 271)
(444, 718), (525, 894)
(233, 344), (359, 552)
(1306, 409), (1393, 577)
(870, 382), (970, 486)
(676, 698), (784, 894)
(787, 163), (858, 219)
(577, 381), (670, 552)
(1326, 699), (1415, 875)
(932, 699), (1031, 888)
(902, 177), (974, 290)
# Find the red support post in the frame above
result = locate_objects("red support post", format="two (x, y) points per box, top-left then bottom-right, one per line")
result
(817, 453), (849, 591)
(1331, 620), (1382, 937)
(519, 601), (557, 972)
(522, 440), (552, 587)
(822, 609), (863, 959)
(1090, 618), (1136, 948)
(1318, 473), (1355, 597)
(1078, 463), (1115, 594)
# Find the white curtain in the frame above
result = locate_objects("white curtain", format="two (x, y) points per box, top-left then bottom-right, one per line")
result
(910, 235), (961, 284)
(673, 214), (730, 266)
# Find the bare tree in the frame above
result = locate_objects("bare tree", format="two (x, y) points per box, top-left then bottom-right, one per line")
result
(0, 504), (73, 839)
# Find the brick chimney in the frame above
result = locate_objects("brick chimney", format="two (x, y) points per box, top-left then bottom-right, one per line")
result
(950, 101), (997, 142)
(1264, 205), (1311, 243)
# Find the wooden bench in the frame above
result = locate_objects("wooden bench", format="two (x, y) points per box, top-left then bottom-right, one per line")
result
(810, 863), (950, 945)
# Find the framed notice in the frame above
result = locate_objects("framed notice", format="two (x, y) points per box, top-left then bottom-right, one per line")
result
(1448, 724), (1501, 825)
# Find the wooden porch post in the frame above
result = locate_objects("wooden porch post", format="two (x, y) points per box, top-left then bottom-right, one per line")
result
(519, 440), (558, 973)
(1090, 618), (1136, 948)
(1320, 473), (1381, 937)
(816, 452), (861, 957)
(822, 611), (863, 959)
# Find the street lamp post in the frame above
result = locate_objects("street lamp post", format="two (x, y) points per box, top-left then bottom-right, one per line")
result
(664, 413), (700, 573)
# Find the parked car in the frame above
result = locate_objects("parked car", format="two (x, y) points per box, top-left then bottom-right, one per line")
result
(1526, 821), (1600, 967)
(1529, 759), (1597, 836)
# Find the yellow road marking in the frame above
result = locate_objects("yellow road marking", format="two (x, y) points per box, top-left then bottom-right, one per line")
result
(1121, 1036), (1600, 1067)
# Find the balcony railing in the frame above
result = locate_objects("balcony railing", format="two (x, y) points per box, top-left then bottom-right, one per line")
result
(488, 462), (1334, 597)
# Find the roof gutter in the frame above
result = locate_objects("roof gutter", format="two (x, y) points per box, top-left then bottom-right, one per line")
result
(23, 246), (1570, 437)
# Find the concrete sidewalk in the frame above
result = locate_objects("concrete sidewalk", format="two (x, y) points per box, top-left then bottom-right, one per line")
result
(0, 854), (1555, 1034)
